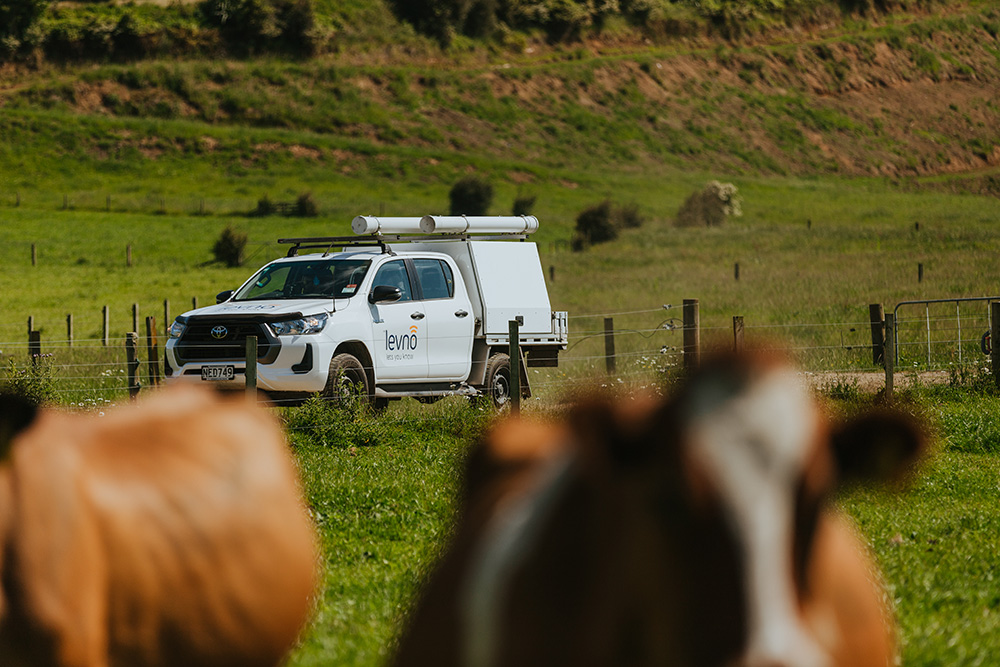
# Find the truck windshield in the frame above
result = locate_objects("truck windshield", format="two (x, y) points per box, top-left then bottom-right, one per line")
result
(233, 259), (371, 301)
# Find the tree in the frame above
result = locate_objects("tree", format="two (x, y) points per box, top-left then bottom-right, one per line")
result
(213, 225), (248, 267)
(571, 200), (618, 251)
(449, 176), (494, 216)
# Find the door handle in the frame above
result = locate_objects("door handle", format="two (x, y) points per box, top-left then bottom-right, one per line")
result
(455, 310), (469, 318)
(411, 312), (425, 320)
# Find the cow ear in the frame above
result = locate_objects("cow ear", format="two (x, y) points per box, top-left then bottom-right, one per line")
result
(0, 392), (38, 460)
(830, 410), (926, 485)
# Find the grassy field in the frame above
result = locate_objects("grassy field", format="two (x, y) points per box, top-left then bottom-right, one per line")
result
(3, 171), (998, 390)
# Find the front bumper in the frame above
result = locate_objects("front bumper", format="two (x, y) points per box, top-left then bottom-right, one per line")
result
(165, 338), (332, 393)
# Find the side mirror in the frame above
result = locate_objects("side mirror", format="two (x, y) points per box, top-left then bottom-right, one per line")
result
(216, 290), (234, 304)
(369, 285), (403, 304)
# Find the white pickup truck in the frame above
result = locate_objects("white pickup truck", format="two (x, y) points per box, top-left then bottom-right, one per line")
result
(164, 215), (568, 408)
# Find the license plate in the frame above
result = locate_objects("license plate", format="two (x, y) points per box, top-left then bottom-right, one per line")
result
(201, 365), (235, 381)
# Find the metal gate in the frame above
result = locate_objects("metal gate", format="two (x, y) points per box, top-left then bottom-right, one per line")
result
(893, 297), (1000, 367)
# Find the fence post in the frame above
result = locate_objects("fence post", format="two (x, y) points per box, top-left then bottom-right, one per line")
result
(132, 303), (139, 333)
(28, 330), (41, 366)
(246, 336), (258, 402)
(145, 317), (161, 387)
(991, 302), (1000, 390)
(604, 317), (616, 375)
(869, 303), (885, 366)
(683, 298), (700, 370)
(509, 319), (521, 416)
(66, 314), (73, 347)
(192, 296), (198, 310)
(734, 263), (740, 281)
(27, 316), (33, 336)
(126, 244), (133, 268)
(31, 243), (36, 267)
(102, 305), (109, 346)
(733, 315), (744, 353)
(163, 299), (170, 338)
(126, 333), (141, 400)
(885, 314), (895, 400)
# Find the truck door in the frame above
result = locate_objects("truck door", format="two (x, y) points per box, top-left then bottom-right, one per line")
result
(413, 258), (474, 381)
(368, 259), (429, 381)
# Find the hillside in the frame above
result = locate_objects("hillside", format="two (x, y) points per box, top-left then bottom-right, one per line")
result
(1, 1), (999, 209)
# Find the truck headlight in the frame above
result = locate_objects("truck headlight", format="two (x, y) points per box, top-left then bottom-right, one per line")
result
(269, 313), (328, 336)
(168, 320), (186, 339)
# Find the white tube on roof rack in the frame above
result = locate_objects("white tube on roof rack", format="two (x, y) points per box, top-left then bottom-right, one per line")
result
(351, 216), (425, 235)
(352, 215), (540, 236)
(419, 215), (539, 234)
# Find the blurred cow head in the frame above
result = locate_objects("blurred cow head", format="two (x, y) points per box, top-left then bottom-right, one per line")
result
(393, 351), (924, 667)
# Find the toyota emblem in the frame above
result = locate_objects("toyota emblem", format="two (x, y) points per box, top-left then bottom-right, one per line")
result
(211, 325), (228, 340)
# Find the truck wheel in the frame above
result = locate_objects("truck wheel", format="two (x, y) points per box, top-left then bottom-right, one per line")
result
(324, 353), (371, 408)
(482, 353), (512, 408)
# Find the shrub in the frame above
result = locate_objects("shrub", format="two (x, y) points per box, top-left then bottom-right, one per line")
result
(112, 12), (151, 61)
(572, 199), (618, 251)
(449, 176), (493, 215)
(0, 0), (48, 58)
(274, 0), (317, 56)
(255, 195), (277, 216)
(81, 18), (115, 59)
(512, 193), (536, 216)
(389, 0), (622, 44)
(200, 0), (279, 55)
(3, 357), (56, 407)
(43, 22), (83, 61)
(294, 192), (318, 217)
(213, 225), (248, 267)
(386, 0), (460, 44)
(675, 181), (743, 227)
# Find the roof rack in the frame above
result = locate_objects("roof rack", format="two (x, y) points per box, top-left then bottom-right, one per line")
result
(278, 236), (390, 257)
(278, 231), (530, 257)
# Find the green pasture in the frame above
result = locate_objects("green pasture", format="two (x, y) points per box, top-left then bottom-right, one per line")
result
(2, 159), (998, 388)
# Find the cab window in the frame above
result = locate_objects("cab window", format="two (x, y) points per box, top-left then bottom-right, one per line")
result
(413, 259), (454, 300)
(372, 260), (414, 301)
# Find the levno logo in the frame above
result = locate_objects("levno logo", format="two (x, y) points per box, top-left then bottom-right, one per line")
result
(386, 325), (419, 351)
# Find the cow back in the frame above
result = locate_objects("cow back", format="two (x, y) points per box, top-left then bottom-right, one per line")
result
(0, 386), (317, 667)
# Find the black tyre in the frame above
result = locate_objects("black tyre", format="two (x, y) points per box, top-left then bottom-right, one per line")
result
(481, 353), (512, 409)
(323, 353), (371, 408)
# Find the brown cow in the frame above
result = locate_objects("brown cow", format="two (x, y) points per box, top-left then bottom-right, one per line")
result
(392, 351), (924, 667)
(0, 386), (317, 667)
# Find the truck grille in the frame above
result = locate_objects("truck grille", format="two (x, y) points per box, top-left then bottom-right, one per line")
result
(174, 321), (279, 364)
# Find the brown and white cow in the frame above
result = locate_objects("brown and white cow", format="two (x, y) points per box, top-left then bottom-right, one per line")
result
(392, 351), (924, 667)
(0, 386), (317, 667)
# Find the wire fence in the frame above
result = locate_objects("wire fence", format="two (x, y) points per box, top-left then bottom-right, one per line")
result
(2, 299), (994, 416)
